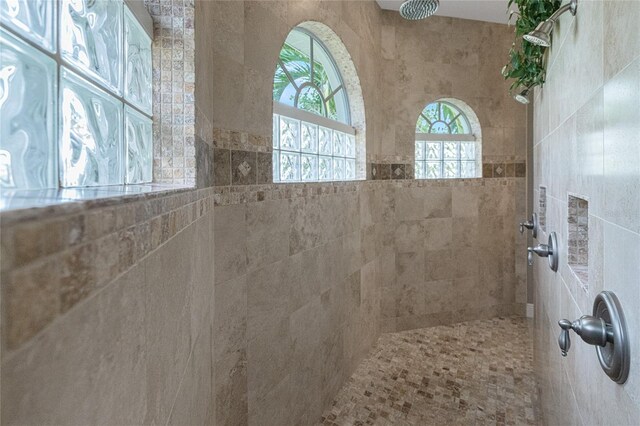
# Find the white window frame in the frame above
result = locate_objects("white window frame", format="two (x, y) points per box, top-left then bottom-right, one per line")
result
(415, 101), (481, 180)
(273, 27), (360, 183)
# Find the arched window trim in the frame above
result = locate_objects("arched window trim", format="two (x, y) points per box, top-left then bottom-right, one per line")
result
(415, 99), (482, 179)
(274, 27), (352, 126)
(273, 25), (360, 183)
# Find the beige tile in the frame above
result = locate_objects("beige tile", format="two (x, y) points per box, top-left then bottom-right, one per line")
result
(144, 230), (194, 425)
(246, 200), (290, 270)
(167, 325), (213, 425)
(604, 0), (640, 80)
(214, 204), (247, 284)
(603, 58), (640, 234)
(1, 265), (147, 425)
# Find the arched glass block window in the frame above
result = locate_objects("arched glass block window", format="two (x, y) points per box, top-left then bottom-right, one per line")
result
(0, 0), (153, 190)
(272, 27), (357, 182)
(415, 100), (481, 179)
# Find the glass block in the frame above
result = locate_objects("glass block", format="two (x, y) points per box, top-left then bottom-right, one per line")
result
(125, 106), (152, 183)
(1, 0), (56, 52)
(345, 134), (355, 158)
(300, 121), (318, 154)
(333, 158), (345, 180)
(0, 28), (57, 189)
(272, 151), (279, 182)
(279, 116), (299, 151)
(332, 131), (345, 157)
(425, 142), (441, 160)
(415, 141), (425, 161)
(60, 0), (123, 94)
(280, 152), (299, 181)
(461, 161), (476, 178)
(345, 158), (356, 180)
(415, 161), (424, 179)
(426, 162), (441, 179)
(60, 67), (123, 187)
(300, 154), (318, 181)
(124, 5), (152, 114)
(319, 127), (332, 155)
(443, 161), (459, 178)
(272, 114), (279, 149)
(460, 142), (475, 160)
(319, 156), (332, 181)
(444, 142), (458, 159)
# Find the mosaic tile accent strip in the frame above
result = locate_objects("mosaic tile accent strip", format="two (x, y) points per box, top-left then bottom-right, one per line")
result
(212, 178), (520, 207)
(371, 162), (525, 180)
(145, 0), (195, 185)
(568, 195), (589, 288)
(320, 317), (537, 425)
(538, 187), (547, 232)
(1, 187), (214, 351)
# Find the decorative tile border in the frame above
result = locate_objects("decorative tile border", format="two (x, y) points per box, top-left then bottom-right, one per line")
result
(370, 163), (414, 180)
(212, 177), (520, 207)
(370, 162), (526, 180)
(483, 161), (526, 178)
(1, 188), (214, 352)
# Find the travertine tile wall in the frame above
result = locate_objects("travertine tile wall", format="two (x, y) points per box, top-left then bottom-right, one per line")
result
(532, 1), (640, 424)
(1, 1), (529, 425)
(386, 178), (525, 332)
(212, 181), (388, 424)
(1, 189), (216, 424)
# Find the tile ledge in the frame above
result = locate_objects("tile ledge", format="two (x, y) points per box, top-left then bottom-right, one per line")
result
(0, 184), (196, 225)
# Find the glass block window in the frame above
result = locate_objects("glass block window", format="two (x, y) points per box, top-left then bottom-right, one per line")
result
(0, 0), (153, 190)
(273, 113), (356, 182)
(273, 27), (357, 182)
(415, 100), (480, 179)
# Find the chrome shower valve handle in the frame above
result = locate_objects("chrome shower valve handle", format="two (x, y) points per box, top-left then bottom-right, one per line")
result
(519, 213), (538, 238)
(526, 232), (558, 271)
(557, 291), (630, 384)
(558, 316), (609, 357)
(520, 220), (533, 234)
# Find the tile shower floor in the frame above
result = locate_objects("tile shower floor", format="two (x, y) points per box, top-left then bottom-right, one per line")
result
(320, 317), (537, 425)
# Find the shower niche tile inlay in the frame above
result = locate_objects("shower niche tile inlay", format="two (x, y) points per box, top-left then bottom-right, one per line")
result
(539, 186), (547, 232)
(568, 194), (589, 289)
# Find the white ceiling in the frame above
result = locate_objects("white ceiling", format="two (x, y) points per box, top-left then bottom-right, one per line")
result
(376, 0), (516, 25)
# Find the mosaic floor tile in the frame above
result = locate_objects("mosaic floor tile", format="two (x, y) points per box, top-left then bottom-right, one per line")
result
(319, 317), (537, 426)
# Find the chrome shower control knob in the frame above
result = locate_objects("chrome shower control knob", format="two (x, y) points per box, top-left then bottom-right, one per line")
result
(526, 232), (558, 271)
(557, 291), (630, 384)
(557, 316), (608, 357)
(518, 213), (538, 238)
(520, 221), (532, 234)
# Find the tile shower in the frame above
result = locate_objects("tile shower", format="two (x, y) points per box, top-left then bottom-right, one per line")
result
(1, 1), (638, 426)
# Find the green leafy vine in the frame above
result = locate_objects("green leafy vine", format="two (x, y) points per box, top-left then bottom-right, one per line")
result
(502, 0), (561, 95)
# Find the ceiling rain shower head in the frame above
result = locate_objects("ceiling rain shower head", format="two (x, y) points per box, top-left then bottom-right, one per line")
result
(399, 0), (439, 20)
(523, 0), (578, 47)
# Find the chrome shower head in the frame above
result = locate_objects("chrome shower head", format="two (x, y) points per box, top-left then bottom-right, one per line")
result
(523, 20), (554, 47)
(513, 88), (531, 104)
(523, 0), (578, 47)
(399, 0), (439, 20)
